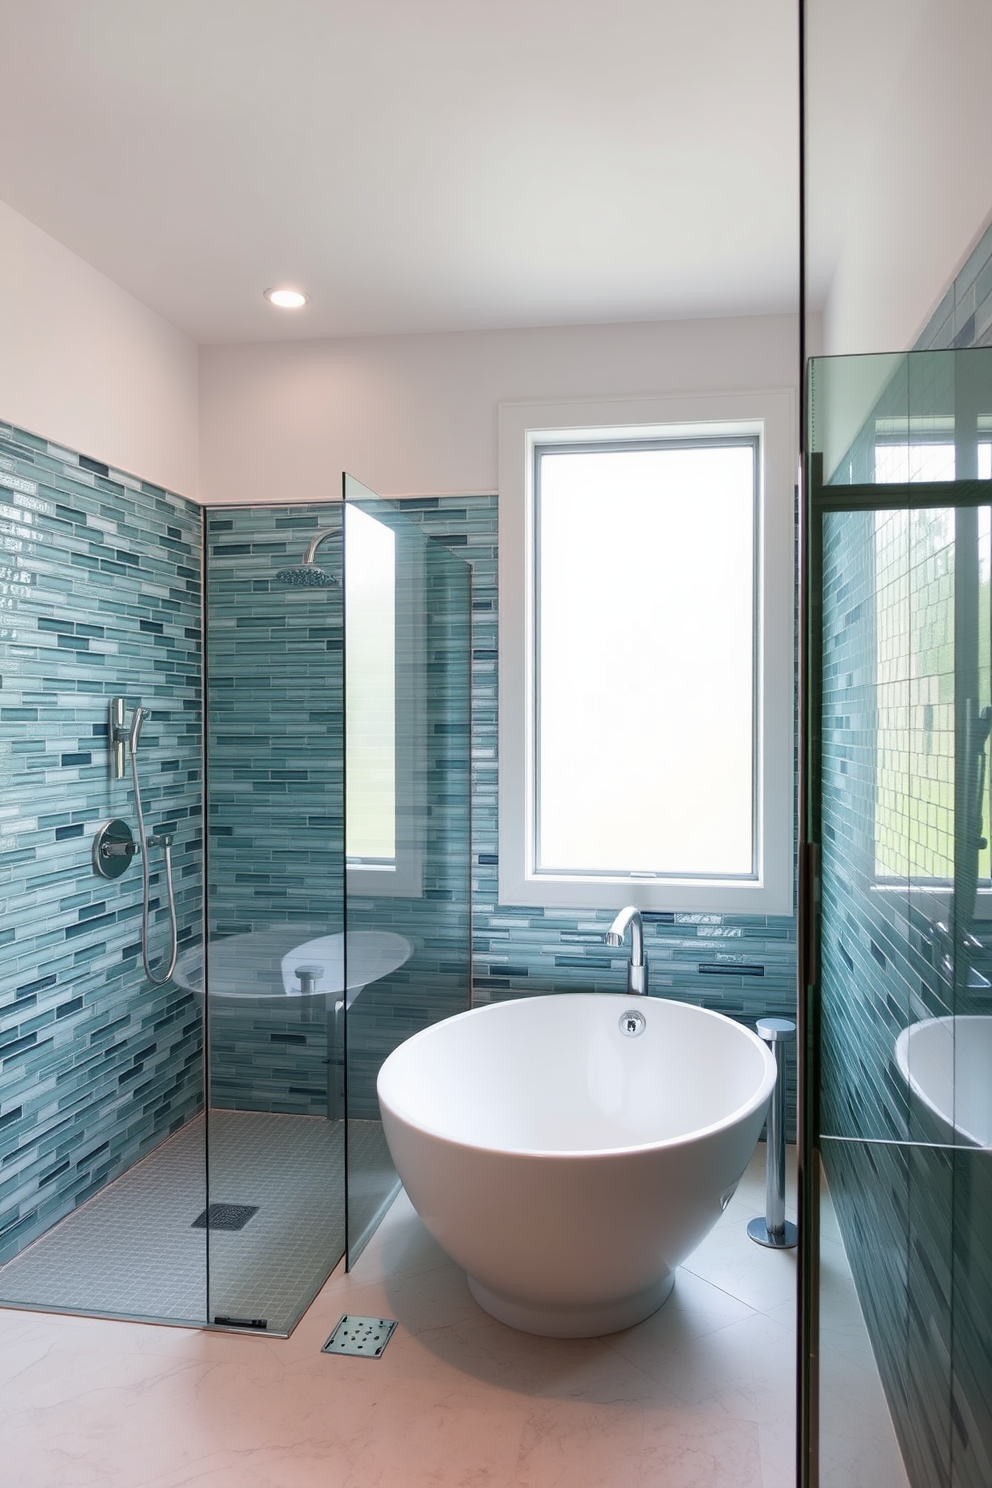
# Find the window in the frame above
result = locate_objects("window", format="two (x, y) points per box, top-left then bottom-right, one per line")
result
(498, 391), (796, 914)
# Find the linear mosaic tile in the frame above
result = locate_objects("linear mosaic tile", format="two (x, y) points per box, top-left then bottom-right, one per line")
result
(819, 490), (992, 1488)
(203, 502), (472, 1122)
(203, 504), (344, 1117)
(0, 423), (203, 1267)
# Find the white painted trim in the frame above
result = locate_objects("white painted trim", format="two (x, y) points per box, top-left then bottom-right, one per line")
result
(498, 389), (796, 915)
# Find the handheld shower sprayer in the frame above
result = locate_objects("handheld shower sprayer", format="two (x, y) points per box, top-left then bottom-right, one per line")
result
(124, 702), (178, 986)
(128, 705), (149, 753)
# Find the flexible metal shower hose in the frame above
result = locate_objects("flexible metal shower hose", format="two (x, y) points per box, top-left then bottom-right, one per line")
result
(130, 724), (179, 985)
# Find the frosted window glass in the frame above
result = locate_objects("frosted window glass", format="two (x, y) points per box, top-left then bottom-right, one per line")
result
(535, 443), (755, 877)
(345, 505), (396, 863)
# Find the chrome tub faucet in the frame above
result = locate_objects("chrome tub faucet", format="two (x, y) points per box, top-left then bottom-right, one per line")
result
(605, 906), (648, 996)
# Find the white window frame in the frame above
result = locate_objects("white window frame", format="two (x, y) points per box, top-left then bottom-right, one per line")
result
(498, 390), (796, 915)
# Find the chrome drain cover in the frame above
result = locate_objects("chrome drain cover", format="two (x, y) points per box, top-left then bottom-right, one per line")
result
(619, 1009), (646, 1036)
(322, 1314), (397, 1358)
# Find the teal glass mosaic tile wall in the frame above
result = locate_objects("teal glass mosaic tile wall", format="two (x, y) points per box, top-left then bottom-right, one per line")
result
(819, 498), (992, 1488)
(201, 500), (472, 1124)
(203, 504), (344, 1116)
(0, 422), (203, 1265)
(812, 341), (992, 1488)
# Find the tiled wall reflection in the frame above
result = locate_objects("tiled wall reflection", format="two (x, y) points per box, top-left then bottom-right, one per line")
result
(917, 214), (992, 351)
(820, 501), (992, 1488)
(812, 234), (992, 1488)
(345, 515), (473, 1121)
(0, 424), (203, 1266)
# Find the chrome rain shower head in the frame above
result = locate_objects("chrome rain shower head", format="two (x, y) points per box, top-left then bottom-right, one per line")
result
(275, 526), (339, 587)
(274, 564), (338, 587)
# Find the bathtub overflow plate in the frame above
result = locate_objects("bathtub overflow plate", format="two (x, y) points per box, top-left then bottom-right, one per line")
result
(619, 1009), (646, 1037)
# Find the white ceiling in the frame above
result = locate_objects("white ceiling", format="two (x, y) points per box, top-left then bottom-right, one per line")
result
(0, 0), (808, 343)
(0, 0), (937, 346)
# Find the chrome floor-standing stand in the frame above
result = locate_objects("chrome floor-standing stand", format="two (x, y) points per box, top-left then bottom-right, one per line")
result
(748, 1016), (799, 1249)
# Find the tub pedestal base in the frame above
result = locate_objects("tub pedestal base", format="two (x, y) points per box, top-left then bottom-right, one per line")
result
(466, 1271), (675, 1338)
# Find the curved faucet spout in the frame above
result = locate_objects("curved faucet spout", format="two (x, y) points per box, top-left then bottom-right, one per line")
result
(605, 906), (648, 996)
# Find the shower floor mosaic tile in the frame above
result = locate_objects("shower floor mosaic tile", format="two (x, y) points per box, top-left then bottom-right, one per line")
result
(0, 1111), (393, 1335)
(0, 1147), (911, 1488)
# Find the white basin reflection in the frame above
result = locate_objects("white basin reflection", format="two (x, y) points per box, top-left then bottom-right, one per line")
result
(174, 928), (412, 1007)
(895, 1015), (992, 1147)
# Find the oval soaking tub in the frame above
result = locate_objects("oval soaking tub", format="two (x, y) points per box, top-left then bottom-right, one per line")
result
(378, 994), (776, 1337)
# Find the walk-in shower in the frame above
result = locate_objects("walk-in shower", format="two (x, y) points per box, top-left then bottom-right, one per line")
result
(0, 457), (471, 1336)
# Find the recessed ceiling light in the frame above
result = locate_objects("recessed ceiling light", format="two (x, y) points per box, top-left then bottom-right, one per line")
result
(263, 287), (309, 309)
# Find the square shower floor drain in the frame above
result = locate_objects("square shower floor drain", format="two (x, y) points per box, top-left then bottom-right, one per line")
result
(191, 1203), (259, 1231)
(322, 1315), (397, 1358)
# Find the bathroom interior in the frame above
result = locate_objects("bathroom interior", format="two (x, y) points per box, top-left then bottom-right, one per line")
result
(1, 2), (992, 1485)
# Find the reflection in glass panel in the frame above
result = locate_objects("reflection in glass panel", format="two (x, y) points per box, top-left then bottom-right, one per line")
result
(343, 476), (472, 1269)
(873, 508), (957, 885)
(811, 348), (992, 1488)
(346, 506), (396, 868)
(204, 504), (346, 1335)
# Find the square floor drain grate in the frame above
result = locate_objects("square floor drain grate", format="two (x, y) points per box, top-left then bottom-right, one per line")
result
(322, 1315), (397, 1358)
(191, 1203), (259, 1232)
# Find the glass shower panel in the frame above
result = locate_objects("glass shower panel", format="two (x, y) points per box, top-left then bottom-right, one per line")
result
(809, 349), (992, 1488)
(342, 475), (472, 1267)
(202, 504), (345, 1334)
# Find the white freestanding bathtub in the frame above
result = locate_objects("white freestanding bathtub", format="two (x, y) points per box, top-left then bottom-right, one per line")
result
(377, 994), (777, 1337)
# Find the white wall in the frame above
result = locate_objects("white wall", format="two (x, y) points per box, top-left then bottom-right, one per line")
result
(0, 197), (199, 496)
(199, 313), (802, 503)
(821, 0), (992, 356)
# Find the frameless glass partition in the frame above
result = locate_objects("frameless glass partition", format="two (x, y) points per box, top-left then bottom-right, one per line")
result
(202, 502), (345, 1332)
(807, 348), (992, 1488)
(342, 475), (472, 1267)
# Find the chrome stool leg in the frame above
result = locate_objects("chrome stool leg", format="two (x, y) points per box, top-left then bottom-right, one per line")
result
(748, 1016), (798, 1249)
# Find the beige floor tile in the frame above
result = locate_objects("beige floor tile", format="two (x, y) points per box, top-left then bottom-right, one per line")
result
(512, 1398), (649, 1488)
(0, 1141), (913, 1488)
(757, 1418), (797, 1488)
(640, 1409), (764, 1487)
(682, 1222), (799, 1316)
